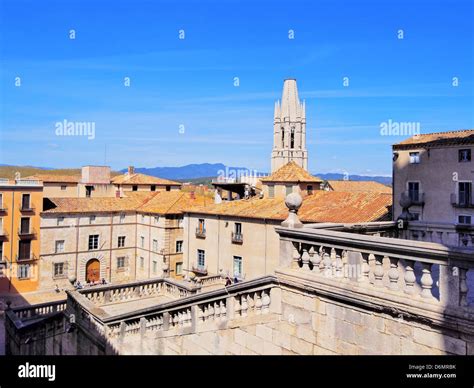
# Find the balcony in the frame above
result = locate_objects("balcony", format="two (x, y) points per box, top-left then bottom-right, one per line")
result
(19, 205), (35, 213)
(401, 191), (425, 206)
(16, 253), (37, 262)
(0, 206), (7, 214)
(231, 232), (243, 244)
(192, 264), (208, 276)
(18, 227), (36, 238)
(451, 193), (474, 208)
(195, 227), (206, 239)
(0, 229), (8, 239)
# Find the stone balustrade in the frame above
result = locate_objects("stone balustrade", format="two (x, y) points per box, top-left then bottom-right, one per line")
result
(276, 223), (474, 311)
(10, 300), (67, 322)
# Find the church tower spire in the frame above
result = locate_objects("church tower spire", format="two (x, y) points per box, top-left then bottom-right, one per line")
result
(271, 79), (308, 172)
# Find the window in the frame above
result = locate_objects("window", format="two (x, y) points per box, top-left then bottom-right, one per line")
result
(153, 239), (158, 252)
(88, 234), (99, 250)
(408, 182), (420, 202)
(151, 185), (156, 191)
(290, 127), (295, 148)
(409, 152), (420, 164)
(20, 217), (30, 234)
(55, 240), (65, 253)
(176, 262), (183, 276)
(459, 149), (471, 162)
(459, 215), (472, 225)
(60, 185), (67, 191)
(268, 185), (275, 198)
(0, 193), (3, 209)
(18, 241), (31, 260)
(154, 216), (159, 224)
(89, 215), (96, 224)
(178, 217), (184, 228)
(132, 185), (138, 191)
(198, 219), (205, 232)
(140, 257), (144, 269)
(286, 185), (293, 196)
(18, 264), (30, 279)
(21, 194), (30, 210)
(141, 214), (145, 223)
(85, 186), (93, 198)
(234, 223), (242, 235)
(307, 185), (313, 195)
(166, 186), (171, 192)
(459, 182), (472, 206)
(0, 241), (3, 258)
(57, 216), (64, 226)
(54, 262), (65, 278)
(117, 256), (126, 269)
(152, 260), (157, 273)
(118, 236), (126, 248)
(176, 240), (183, 253)
(233, 256), (243, 277)
(281, 128), (285, 147)
(411, 212), (420, 221)
(0, 218), (2, 232)
(140, 236), (145, 248)
(197, 249), (205, 268)
(119, 214), (125, 224)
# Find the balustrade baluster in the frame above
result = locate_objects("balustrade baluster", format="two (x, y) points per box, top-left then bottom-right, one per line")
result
(359, 252), (370, 283)
(387, 257), (400, 291)
(261, 290), (271, 313)
(373, 255), (385, 287)
(323, 252), (332, 277)
(241, 295), (248, 317)
(404, 260), (416, 295)
(459, 267), (468, 306)
(301, 245), (310, 270)
(292, 242), (301, 269)
(255, 292), (263, 314)
(420, 262), (434, 298)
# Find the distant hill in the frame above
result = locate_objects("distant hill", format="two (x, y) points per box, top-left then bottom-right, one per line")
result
(0, 165), (120, 180)
(120, 163), (255, 181)
(314, 173), (392, 186)
(124, 164), (392, 186)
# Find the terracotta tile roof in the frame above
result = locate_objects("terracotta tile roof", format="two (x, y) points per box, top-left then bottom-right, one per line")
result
(138, 191), (211, 214)
(260, 161), (323, 183)
(111, 172), (181, 186)
(42, 192), (156, 214)
(326, 180), (392, 194)
(42, 191), (209, 215)
(393, 129), (474, 149)
(25, 174), (81, 183)
(186, 191), (392, 223)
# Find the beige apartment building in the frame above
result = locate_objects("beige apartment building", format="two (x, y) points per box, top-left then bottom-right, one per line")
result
(393, 130), (474, 246)
(39, 191), (210, 291)
(28, 165), (181, 198)
(183, 190), (392, 280)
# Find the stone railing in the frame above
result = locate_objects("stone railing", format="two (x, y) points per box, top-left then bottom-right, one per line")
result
(5, 300), (67, 331)
(69, 276), (279, 343)
(402, 221), (474, 249)
(275, 223), (474, 315)
(197, 274), (225, 288)
(79, 277), (198, 306)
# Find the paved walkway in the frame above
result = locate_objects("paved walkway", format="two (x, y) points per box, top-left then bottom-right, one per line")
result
(0, 312), (5, 355)
(101, 295), (174, 316)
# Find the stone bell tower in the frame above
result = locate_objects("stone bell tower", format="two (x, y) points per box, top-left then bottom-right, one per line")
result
(271, 79), (308, 172)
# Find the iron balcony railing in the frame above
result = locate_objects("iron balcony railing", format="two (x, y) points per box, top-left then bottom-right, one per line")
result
(16, 253), (38, 262)
(231, 232), (243, 244)
(401, 191), (425, 206)
(451, 193), (474, 208)
(18, 226), (36, 237)
(195, 227), (206, 238)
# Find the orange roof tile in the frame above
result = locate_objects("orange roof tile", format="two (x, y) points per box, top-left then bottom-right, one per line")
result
(42, 191), (209, 215)
(326, 180), (392, 194)
(111, 172), (181, 186)
(186, 191), (392, 223)
(393, 129), (474, 149)
(260, 161), (322, 183)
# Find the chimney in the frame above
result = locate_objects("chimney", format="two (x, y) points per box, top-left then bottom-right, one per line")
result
(128, 166), (135, 175)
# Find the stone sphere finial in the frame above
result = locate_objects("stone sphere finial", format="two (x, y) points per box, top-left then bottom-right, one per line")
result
(285, 192), (303, 212)
(282, 192), (303, 228)
(68, 274), (77, 284)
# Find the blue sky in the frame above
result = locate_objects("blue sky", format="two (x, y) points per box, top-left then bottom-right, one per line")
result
(0, 0), (473, 176)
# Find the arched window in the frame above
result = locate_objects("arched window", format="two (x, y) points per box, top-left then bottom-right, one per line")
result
(290, 127), (295, 149)
(281, 127), (285, 147)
